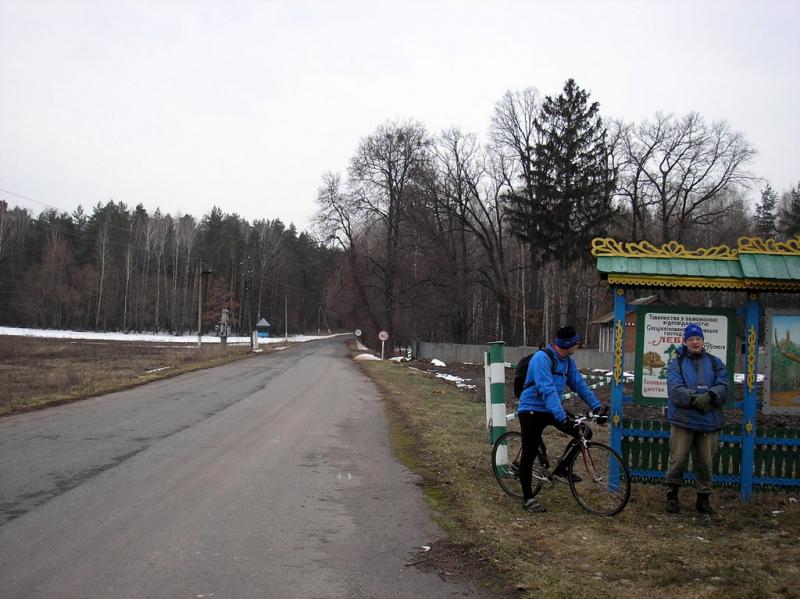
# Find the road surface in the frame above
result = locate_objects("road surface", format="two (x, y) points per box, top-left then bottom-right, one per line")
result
(0, 337), (482, 598)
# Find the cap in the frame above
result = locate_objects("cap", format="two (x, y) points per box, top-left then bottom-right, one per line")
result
(554, 325), (581, 349)
(683, 323), (704, 341)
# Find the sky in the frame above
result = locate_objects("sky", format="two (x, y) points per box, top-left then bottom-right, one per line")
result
(1, 0), (798, 233)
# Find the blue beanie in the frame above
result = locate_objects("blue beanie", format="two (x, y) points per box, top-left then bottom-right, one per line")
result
(554, 326), (581, 349)
(683, 323), (704, 341)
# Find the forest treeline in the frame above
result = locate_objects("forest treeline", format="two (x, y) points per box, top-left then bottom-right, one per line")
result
(1, 79), (799, 348)
(0, 203), (337, 337)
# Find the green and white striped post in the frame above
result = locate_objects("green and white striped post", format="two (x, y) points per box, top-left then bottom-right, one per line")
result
(488, 341), (507, 445)
(484, 351), (492, 428)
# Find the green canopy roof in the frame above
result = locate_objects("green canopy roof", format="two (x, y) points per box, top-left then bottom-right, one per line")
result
(592, 237), (800, 291)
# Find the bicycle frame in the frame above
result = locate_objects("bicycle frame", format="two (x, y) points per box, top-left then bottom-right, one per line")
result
(570, 417), (624, 491)
(492, 412), (631, 515)
(534, 415), (623, 490)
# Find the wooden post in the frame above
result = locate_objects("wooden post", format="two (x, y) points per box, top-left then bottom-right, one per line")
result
(740, 293), (760, 501)
(610, 286), (626, 455)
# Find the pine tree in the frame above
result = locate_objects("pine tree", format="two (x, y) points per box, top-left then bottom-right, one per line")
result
(778, 182), (800, 239)
(754, 185), (778, 238)
(509, 79), (616, 266)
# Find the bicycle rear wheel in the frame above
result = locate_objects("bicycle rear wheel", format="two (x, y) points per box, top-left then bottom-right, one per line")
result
(491, 431), (546, 499)
(567, 441), (631, 516)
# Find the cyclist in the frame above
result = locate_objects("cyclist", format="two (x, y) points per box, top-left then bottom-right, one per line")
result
(517, 325), (608, 513)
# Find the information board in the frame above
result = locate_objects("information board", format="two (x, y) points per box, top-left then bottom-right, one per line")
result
(634, 306), (736, 404)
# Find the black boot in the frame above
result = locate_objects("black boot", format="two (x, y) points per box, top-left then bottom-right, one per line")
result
(696, 493), (714, 515)
(666, 485), (680, 513)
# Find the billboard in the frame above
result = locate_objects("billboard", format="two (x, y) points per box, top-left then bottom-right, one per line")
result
(764, 310), (800, 414)
(634, 306), (736, 405)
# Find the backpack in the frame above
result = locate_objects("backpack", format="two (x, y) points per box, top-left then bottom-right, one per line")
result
(513, 347), (559, 398)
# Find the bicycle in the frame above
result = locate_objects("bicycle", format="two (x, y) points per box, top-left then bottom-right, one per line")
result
(491, 412), (631, 516)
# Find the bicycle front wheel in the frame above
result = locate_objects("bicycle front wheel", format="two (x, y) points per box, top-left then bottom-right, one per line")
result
(567, 441), (631, 516)
(491, 431), (546, 499)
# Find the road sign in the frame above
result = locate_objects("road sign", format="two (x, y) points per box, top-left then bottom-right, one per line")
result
(354, 329), (362, 337)
(378, 330), (389, 341)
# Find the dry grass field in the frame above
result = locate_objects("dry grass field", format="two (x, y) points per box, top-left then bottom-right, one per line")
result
(0, 335), (265, 416)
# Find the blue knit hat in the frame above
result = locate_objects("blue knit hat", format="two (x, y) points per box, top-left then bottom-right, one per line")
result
(554, 326), (581, 349)
(683, 323), (704, 341)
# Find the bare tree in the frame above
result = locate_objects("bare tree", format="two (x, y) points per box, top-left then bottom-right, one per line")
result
(314, 172), (382, 336)
(348, 120), (431, 340)
(490, 87), (542, 205)
(612, 118), (663, 241)
(252, 219), (282, 322)
(433, 128), (518, 343)
(618, 113), (756, 243)
(152, 212), (171, 332)
(0, 200), (14, 264)
(94, 220), (110, 330)
(176, 214), (198, 331)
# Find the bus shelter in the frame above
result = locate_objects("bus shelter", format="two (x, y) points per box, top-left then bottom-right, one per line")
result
(592, 236), (800, 501)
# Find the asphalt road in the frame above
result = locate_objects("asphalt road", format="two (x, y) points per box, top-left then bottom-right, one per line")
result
(0, 337), (482, 598)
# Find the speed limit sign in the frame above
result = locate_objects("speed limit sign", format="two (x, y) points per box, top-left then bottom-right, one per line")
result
(378, 330), (389, 341)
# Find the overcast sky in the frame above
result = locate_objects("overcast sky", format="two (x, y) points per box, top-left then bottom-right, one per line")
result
(1, 0), (798, 233)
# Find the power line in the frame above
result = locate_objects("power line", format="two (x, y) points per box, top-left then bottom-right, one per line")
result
(0, 187), (71, 214)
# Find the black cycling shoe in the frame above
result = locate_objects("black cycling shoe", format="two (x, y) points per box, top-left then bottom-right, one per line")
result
(522, 498), (547, 513)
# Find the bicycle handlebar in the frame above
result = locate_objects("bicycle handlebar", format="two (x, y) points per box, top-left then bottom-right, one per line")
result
(573, 412), (609, 426)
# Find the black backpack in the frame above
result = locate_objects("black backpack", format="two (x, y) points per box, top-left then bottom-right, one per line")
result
(513, 348), (559, 398)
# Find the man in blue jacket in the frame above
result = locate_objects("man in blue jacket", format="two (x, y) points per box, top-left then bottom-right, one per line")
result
(665, 323), (728, 515)
(516, 325), (606, 513)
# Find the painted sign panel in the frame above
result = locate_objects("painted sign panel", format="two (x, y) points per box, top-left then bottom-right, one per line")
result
(764, 310), (800, 414)
(634, 306), (736, 404)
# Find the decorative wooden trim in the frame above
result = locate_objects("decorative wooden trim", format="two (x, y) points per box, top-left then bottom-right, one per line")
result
(746, 325), (757, 393)
(613, 320), (623, 384)
(605, 274), (800, 291)
(592, 235), (800, 259)
(738, 236), (800, 255)
(591, 237), (738, 260)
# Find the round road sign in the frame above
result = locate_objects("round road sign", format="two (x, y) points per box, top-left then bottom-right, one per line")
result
(354, 329), (362, 337)
(378, 330), (389, 341)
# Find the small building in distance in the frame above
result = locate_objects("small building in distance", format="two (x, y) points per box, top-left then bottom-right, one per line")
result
(592, 294), (674, 352)
(256, 318), (272, 338)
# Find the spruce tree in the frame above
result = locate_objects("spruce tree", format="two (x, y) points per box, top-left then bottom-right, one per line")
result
(509, 78), (616, 266)
(754, 185), (778, 238)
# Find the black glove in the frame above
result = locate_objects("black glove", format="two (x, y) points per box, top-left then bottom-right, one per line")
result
(691, 393), (713, 414)
(563, 414), (579, 429)
(594, 405), (610, 425)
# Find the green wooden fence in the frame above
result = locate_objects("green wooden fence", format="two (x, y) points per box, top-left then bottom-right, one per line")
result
(622, 418), (800, 490)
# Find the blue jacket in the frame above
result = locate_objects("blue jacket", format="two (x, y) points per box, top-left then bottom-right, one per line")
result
(667, 345), (728, 432)
(516, 344), (601, 422)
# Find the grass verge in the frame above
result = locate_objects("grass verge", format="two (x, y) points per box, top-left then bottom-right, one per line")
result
(359, 358), (800, 599)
